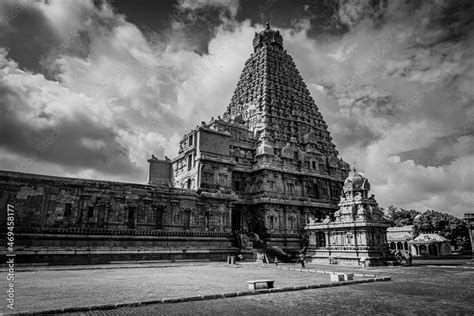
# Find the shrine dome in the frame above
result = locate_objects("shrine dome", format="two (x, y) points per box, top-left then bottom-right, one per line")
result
(253, 21), (283, 51)
(343, 169), (370, 193)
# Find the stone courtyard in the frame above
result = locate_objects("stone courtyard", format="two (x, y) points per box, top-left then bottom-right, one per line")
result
(2, 259), (473, 315)
(1, 262), (363, 314)
(96, 264), (472, 316)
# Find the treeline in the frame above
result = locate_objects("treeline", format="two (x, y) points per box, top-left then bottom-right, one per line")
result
(383, 206), (471, 250)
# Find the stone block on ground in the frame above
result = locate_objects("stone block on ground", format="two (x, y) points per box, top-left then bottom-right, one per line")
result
(343, 273), (354, 281)
(330, 273), (344, 282)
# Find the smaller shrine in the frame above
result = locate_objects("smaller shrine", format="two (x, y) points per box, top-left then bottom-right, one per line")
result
(409, 233), (451, 256)
(305, 169), (390, 266)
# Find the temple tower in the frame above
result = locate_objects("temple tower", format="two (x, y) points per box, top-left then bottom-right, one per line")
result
(223, 21), (340, 164)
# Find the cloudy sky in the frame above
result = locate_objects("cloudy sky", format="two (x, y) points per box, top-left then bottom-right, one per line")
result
(0, 0), (472, 217)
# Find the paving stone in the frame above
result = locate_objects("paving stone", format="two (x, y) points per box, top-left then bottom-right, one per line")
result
(62, 265), (473, 316)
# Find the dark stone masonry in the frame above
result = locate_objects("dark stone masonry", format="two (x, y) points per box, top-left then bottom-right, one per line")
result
(0, 170), (237, 264)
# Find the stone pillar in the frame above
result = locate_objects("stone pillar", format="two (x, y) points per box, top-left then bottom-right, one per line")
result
(308, 231), (317, 250)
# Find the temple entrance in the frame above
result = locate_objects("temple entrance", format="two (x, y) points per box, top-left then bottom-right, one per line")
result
(247, 217), (263, 235)
(231, 208), (241, 232)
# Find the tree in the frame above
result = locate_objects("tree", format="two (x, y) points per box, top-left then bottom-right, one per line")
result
(383, 205), (420, 227)
(413, 210), (471, 249)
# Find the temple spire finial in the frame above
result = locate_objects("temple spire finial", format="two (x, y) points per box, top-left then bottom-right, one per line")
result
(265, 19), (270, 30)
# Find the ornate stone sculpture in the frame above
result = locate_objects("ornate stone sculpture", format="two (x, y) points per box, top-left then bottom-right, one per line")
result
(304, 169), (390, 266)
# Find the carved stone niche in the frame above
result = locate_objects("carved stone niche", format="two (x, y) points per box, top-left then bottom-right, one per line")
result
(281, 143), (294, 159)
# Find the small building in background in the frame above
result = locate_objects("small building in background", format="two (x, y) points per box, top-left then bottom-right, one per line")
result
(409, 233), (451, 256)
(387, 225), (414, 253)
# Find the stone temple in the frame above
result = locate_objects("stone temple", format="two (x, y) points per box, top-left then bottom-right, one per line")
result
(305, 170), (390, 266)
(0, 23), (353, 264)
(149, 22), (350, 250)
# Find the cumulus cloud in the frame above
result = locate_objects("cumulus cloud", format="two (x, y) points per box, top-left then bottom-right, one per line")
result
(177, 0), (239, 19)
(0, 0), (174, 181)
(0, 0), (250, 183)
(0, 48), (140, 179)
